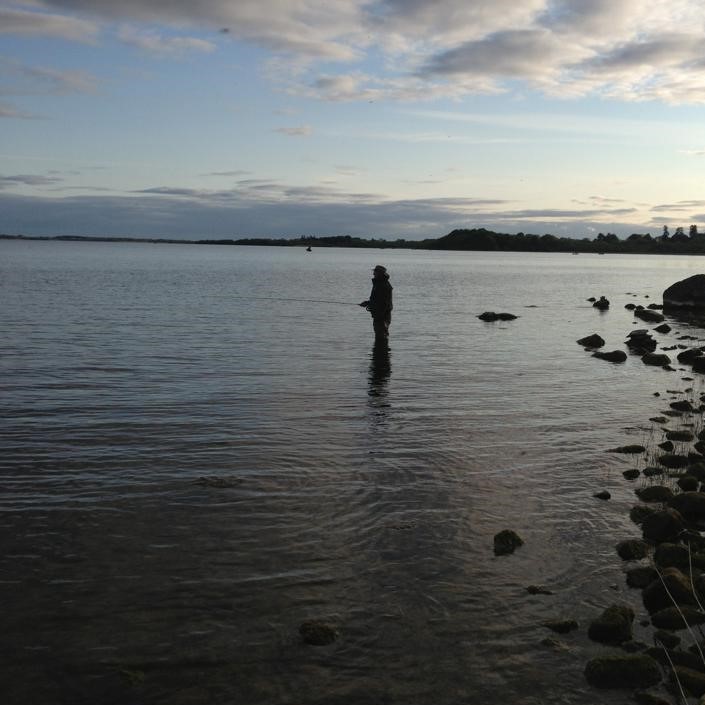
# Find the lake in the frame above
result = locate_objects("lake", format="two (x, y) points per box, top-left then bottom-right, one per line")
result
(2, 239), (705, 704)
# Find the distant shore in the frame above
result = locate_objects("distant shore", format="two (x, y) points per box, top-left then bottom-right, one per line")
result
(4, 227), (705, 256)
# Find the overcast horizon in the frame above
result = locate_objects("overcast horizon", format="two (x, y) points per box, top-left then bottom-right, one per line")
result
(4, 1), (705, 241)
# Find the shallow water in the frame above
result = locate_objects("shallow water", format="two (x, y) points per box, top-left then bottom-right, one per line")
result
(3, 240), (705, 704)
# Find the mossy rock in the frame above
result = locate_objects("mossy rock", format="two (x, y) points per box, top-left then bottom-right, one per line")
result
(588, 604), (635, 644)
(678, 475), (699, 492)
(584, 653), (661, 689)
(617, 539), (650, 560)
(493, 529), (523, 555)
(630, 505), (656, 525)
(642, 567), (695, 613)
(669, 492), (705, 520)
(666, 430), (695, 442)
(635, 486), (674, 503)
(651, 605), (705, 630)
(299, 620), (338, 645)
(653, 542), (700, 571)
(641, 508), (685, 544)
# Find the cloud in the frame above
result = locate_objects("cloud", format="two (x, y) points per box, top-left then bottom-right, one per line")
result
(0, 174), (63, 188)
(0, 101), (37, 118)
(0, 7), (99, 42)
(0, 58), (99, 95)
(117, 26), (216, 55)
(273, 125), (312, 136)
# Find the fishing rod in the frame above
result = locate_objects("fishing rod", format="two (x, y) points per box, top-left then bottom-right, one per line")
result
(229, 295), (361, 306)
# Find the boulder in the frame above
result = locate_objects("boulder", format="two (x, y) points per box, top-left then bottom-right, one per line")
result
(663, 274), (705, 309)
(670, 399), (694, 412)
(635, 486), (674, 503)
(678, 475), (699, 492)
(577, 333), (605, 347)
(669, 492), (705, 521)
(588, 604), (634, 644)
(666, 430), (694, 442)
(653, 542), (704, 571)
(626, 566), (659, 589)
(593, 350), (627, 363)
(677, 348), (704, 364)
(608, 444), (646, 454)
(653, 630), (681, 649)
(693, 357), (705, 374)
(493, 529), (523, 555)
(630, 505), (656, 524)
(651, 605), (705, 629)
(654, 323), (672, 333)
(642, 567), (695, 613)
(623, 468), (641, 480)
(657, 441), (674, 452)
(616, 539), (650, 560)
(642, 353), (671, 366)
(658, 454), (689, 469)
(672, 665), (705, 697)
(584, 654), (661, 689)
(627, 332), (658, 353)
(642, 509), (685, 544)
(635, 309), (666, 323)
(478, 312), (518, 322)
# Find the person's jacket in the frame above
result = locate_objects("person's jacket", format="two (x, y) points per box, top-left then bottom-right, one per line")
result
(368, 274), (393, 318)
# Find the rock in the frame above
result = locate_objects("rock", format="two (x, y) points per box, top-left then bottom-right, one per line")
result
(642, 352), (671, 366)
(635, 309), (666, 323)
(659, 453), (690, 468)
(654, 323), (672, 334)
(643, 466), (664, 477)
(653, 542), (705, 571)
(630, 505), (656, 524)
(543, 618), (578, 633)
(493, 529), (523, 555)
(670, 399), (695, 412)
(653, 629), (681, 649)
(679, 475), (700, 492)
(621, 640), (648, 653)
(651, 605), (705, 629)
(478, 311), (518, 322)
(678, 348), (705, 364)
(593, 297), (610, 310)
(667, 430), (695, 442)
(625, 303), (637, 310)
(642, 509), (686, 544)
(635, 486), (674, 503)
(658, 440), (674, 452)
(577, 333), (605, 347)
(194, 476), (243, 488)
(616, 539), (650, 560)
(299, 620), (338, 645)
(623, 468), (641, 480)
(626, 566), (658, 589)
(669, 492), (705, 521)
(594, 490), (611, 500)
(693, 357), (705, 374)
(642, 567), (696, 613)
(584, 654), (661, 689)
(593, 350), (627, 363)
(588, 605), (635, 644)
(664, 274), (705, 310)
(608, 444), (646, 454)
(627, 332), (658, 353)
(650, 416), (668, 423)
(673, 666), (705, 697)
(587, 297), (597, 302)
(688, 463), (705, 481)
(526, 584), (553, 595)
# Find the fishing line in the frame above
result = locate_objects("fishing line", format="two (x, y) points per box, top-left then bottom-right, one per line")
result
(229, 295), (360, 306)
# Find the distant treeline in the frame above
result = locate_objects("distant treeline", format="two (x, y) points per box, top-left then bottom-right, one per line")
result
(4, 225), (705, 254)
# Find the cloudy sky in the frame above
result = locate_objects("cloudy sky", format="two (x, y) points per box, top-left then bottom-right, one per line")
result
(3, 0), (705, 240)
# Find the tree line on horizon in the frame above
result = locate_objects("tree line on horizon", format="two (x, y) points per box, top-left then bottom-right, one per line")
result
(4, 225), (705, 254)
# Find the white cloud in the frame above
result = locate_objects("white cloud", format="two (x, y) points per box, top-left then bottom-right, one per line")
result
(0, 7), (99, 42)
(117, 26), (216, 55)
(273, 125), (312, 136)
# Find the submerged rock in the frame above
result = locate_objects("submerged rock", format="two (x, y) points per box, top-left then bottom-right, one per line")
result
(658, 453), (690, 468)
(577, 333), (605, 347)
(677, 348), (704, 364)
(543, 618), (578, 633)
(594, 490), (611, 500)
(584, 653), (661, 689)
(478, 311), (518, 322)
(669, 491), (705, 520)
(493, 529), (523, 555)
(635, 486), (674, 503)
(626, 566), (658, 589)
(616, 539), (650, 560)
(299, 620), (338, 645)
(666, 430), (694, 442)
(670, 399), (694, 412)
(641, 508), (685, 544)
(642, 352), (671, 366)
(654, 323), (672, 334)
(607, 444), (646, 454)
(642, 567), (695, 613)
(635, 309), (666, 323)
(623, 468), (640, 480)
(593, 296), (610, 310)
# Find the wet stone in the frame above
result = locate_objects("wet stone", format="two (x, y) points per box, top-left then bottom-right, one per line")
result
(493, 529), (523, 555)
(584, 653), (661, 689)
(543, 618), (578, 634)
(299, 620), (338, 646)
(616, 539), (650, 560)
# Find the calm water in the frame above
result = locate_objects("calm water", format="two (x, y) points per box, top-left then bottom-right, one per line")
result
(3, 240), (705, 704)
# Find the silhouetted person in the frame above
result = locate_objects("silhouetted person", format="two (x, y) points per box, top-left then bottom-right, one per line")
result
(360, 265), (393, 345)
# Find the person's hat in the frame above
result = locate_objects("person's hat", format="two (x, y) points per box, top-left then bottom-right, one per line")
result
(373, 265), (387, 273)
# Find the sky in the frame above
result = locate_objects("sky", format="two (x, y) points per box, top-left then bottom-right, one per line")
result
(3, 1), (705, 241)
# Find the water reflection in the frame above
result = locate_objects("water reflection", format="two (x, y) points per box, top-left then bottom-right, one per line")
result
(367, 344), (391, 417)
